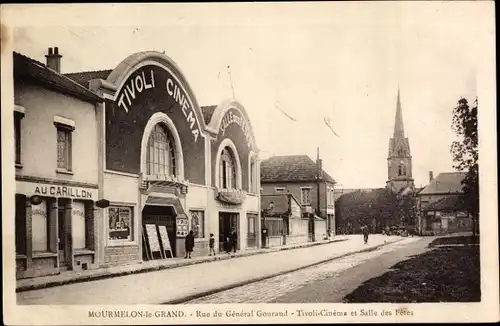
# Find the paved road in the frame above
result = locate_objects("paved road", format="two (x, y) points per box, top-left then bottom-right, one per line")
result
(185, 237), (430, 304)
(17, 235), (405, 305)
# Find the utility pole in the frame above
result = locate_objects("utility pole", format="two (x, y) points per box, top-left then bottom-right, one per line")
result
(314, 147), (323, 242)
(227, 65), (235, 98)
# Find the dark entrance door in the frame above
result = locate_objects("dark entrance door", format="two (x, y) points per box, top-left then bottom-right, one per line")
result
(142, 205), (177, 260)
(219, 212), (239, 252)
(57, 199), (68, 270)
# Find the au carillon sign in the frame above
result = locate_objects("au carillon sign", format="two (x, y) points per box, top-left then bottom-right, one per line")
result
(105, 65), (206, 185)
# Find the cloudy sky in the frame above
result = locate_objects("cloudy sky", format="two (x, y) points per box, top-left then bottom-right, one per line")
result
(4, 2), (494, 188)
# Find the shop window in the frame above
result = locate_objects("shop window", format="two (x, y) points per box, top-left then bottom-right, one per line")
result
(32, 200), (49, 252)
(266, 218), (283, 236)
(219, 147), (237, 189)
(108, 206), (133, 242)
(15, 194), (27, 255)
(301, 187), (312, 206)
(247, 215), (256, 235)
(71, 201), (86, 249)
(55, 122), (74, 172)
(14, 110), (24, 166)
(190, 210), (205, 238)
(146, 124), (176, 176)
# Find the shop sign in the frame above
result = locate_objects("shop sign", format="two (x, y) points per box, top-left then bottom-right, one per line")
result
(17, 180), (98, 200)
(116, 68), (201, 142)
(219, 110), (252, 149)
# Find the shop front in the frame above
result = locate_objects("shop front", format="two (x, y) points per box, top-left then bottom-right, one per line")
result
(15, 178), (99, 279)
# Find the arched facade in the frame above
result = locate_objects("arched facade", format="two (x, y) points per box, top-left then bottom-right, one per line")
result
(95, 52), (260, 266)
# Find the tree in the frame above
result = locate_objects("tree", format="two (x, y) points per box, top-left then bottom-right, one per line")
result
(450, 97), (479, 236)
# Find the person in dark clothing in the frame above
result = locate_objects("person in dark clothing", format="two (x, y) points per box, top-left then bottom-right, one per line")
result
(184, 230), (195, 259)
(231, 228), (238, 253)
(209, 233), (216, 256)
(361, 225), (369, 244)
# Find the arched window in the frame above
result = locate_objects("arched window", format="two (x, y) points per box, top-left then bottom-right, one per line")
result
(219, 147), (236, 189)
(146, 124), (176, 176)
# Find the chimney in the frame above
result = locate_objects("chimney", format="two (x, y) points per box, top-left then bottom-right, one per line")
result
(429, 171), (434, 183)
(316, 147), (323, 179)
(45, 47), (62, 73)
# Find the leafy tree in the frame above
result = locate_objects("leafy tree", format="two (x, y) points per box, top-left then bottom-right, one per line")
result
(450, 97), (479, 236)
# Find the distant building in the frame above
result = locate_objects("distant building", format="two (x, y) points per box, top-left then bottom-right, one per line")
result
(260, 150), (336, 240)
(417, 171), (472, 235)
(386, 88), (415, 195)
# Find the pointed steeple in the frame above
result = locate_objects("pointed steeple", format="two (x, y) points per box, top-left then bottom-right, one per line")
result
(393, 86), (405, 138)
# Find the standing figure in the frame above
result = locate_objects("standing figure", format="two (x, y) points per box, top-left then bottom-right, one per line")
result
(184, 230), (195, 259)
(209, 233), (216, 256)
(231, 227), (238, 254)
(361, 225), (369, 244)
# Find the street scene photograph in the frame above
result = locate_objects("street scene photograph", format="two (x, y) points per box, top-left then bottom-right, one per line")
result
(1, 1), (498, 325)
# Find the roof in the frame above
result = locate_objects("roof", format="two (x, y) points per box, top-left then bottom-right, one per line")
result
(422, 194), (466, 211)
(200, 105), (217, 125)
(13, 52), (103, 103)
(419, 172), (467, 195)
(260, 155), (336, 184)
(64, 69), (112, 88)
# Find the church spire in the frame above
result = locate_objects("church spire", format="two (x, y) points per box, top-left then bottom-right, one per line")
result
(393, 86), (405, 138)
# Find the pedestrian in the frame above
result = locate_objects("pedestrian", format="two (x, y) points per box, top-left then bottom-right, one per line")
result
(209, 233), (216, 256)
(231, 227), (238, 254)
(184, 230), (195, 259)
(362, 225), (369, 244)
(225, 235), (231, 254)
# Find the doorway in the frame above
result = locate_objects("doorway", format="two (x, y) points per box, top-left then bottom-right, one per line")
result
(219, 212), (239, 252)
(57, 199), (68, 271)
(142, 205), (177, 260)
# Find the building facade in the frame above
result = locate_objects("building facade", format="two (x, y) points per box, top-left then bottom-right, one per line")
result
(13, 50), (104, 279)
(13, 48), (261, 279)
(66, 51), (261, 265)
(417, 172), (472, 235)
(387, 89), (415, 194)
(260, 152), (336, 241)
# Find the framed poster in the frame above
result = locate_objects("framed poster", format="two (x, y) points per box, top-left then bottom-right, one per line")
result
(158, 225), (173, 258)
(145, 224), (161, 252)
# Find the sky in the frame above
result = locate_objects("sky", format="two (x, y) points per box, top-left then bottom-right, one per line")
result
(4, 2), (493, 189)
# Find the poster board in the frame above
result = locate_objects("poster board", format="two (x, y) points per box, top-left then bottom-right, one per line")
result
(145, 224), (163, 259)
(158, 225), (173, 258)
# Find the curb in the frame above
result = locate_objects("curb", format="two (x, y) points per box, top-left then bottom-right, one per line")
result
(163, 238), (406, 304)
(16, 238), (347, 293)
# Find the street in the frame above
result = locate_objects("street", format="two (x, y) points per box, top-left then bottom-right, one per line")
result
(17, 235), (408, 305)
(186, 237), (428, 304)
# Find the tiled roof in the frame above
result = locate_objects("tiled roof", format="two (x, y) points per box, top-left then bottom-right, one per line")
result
(422, 194), (465, 211)
(64, 70), (113, 88)
(200, 105), (217, 125)
(13, 52), (102, 103)
(260, 155), (336, 184)
(419, 172), (467, 195)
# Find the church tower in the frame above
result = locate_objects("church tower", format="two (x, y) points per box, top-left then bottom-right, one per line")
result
(386, 88), (414, 194)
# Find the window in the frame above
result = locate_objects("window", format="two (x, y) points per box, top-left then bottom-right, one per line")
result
(219, 147), (236, 189)
(247, 214), (256, 234)
(266, 218), (283, 236)
(108, 206), (133, 242)
(190, 210), (205, 238)
(250, 159), (256, 192)
(32, 200), (49, 252)
(398, 165), (403, 176)
(14, 110), (24, 165)
(55, 121), (74, 172)
(275, 187), (286, 194)
(147, 124), (176, 176)
(301, 187), (311, 205)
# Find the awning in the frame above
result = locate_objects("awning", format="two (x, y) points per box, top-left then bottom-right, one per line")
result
(145, 196), (188, 218)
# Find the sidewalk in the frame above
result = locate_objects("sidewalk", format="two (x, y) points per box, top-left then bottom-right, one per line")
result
(16, 237), (346, 292)
(17, 234), (407, 305)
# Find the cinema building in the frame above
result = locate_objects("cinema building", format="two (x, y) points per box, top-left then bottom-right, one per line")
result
(13, 48), (261, 279)
(66, 51), (261, 265)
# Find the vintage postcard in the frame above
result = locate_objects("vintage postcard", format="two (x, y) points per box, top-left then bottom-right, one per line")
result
(1, 2), (498, 325)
